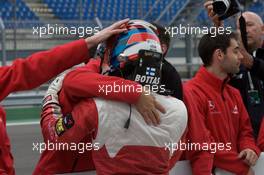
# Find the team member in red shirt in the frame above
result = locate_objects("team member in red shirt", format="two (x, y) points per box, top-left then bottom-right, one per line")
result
(184, 32), (260, 175)
(0, 19), (135, 174)
(258, 119), (264, 151)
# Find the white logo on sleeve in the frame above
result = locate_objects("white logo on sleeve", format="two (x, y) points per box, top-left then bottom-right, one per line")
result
(208, 100), (215, 111)
(208, 100), (221, 114)
(232, 105), (239, 114)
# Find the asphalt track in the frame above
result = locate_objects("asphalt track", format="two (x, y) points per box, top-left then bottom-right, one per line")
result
(7, 122), (95, 175)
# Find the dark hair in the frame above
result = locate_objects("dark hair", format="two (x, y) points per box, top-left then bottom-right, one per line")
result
(198, 32), (237, 66)
(151, 22), (170, 48)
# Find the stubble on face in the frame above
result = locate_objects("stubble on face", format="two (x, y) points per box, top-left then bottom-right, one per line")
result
(221, 39), (241, 74)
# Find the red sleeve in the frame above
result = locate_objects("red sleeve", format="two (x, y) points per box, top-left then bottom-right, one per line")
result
(236, 91), (261, 156)
(212, 91), (259, 175)
(258, 119), (264, 151)
(59, 64), (141, 113)
(0, 39), (89, 101)
(183, 86), (214, 175)
(70, 99), (99, 140)
(213, 150), (249, 174)
(184, 85), (251, 175)
(0, 107), (14, 175)
(84, 58), (101, 73)
(0, 107), (6, 127)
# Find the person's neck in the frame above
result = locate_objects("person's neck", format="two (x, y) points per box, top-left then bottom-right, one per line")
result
(249, 41), (263, 53)
(206, 66), (228, 80)
(248, 46), (257, 54)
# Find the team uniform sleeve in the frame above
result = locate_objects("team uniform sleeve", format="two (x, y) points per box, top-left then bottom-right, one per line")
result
(83, 58), (101, 73)
(213, 91), (260, 174)
(183, 87), (214, 175)
(236, 91), (261, 155)
(0, 39), (89, 101)
(258, 119), (264, 151)
(0, 107), (14, 174)
(59, 61), (141, 112)
(41, 98), (98, 143)
(184, 86), (252, 175)
(213, 150), (250, 174)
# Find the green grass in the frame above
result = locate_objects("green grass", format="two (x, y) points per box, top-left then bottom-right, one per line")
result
(5, 106), (41, 122)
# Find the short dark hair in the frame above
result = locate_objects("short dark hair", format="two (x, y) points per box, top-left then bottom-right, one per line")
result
(198, 32), (237, 66)
(151, 22), (170, 47)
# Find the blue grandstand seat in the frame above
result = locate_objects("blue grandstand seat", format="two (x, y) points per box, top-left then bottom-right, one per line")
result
(43, 0), (188, 22)
(0, 0), (183, 25)
(0, 0), (38, 28)
(249, 2), (264, 19)
(0, 0), (262, 30)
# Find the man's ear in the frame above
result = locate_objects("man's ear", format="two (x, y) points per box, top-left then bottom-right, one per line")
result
(161, 43), (168, 55)
(213, 49), (224, 62)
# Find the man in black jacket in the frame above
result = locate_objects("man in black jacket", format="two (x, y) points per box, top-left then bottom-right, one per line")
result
(152, 23), (183, 100)
(230, 12), (264, 139)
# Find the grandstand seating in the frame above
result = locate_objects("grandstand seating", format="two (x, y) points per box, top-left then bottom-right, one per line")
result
(0, 0), (38, 20)
(43, 0), (188, 22)
(142, 0), (188, 23)
(0, 0), (263, 28)
(0, 0), (38, 28)
(43, 0), (79, 20)
(249, 1), (264, 17)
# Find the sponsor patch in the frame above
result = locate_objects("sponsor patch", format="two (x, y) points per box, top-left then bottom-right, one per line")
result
(208, 100), (221, 114)
(55, 114), (74, 136)
(55, 118), (65, 136)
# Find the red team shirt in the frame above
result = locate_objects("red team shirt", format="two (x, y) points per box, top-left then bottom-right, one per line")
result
(0, 39), (90, 174)
(183, 67), (260, 175)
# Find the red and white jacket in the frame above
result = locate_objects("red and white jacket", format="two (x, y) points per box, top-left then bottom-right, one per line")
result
(0, 39), (90, 174)
(258, 119), (264, 151)
(184, 66), (260, 175)
(34, 58), (187, 174)
(73, 93), (187, 175)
